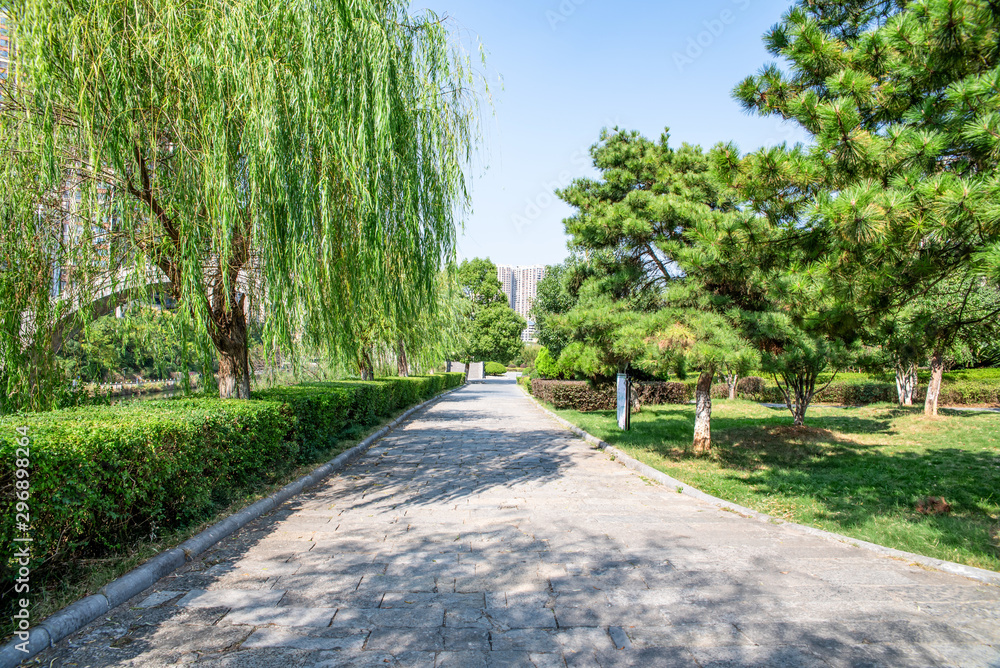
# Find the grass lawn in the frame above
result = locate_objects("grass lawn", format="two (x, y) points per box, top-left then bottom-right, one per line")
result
(550, 400), (1000, 572)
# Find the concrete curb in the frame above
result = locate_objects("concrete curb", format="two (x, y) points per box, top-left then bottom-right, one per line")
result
(519, 386), (1000, 588)
(0, 384), (463, 668)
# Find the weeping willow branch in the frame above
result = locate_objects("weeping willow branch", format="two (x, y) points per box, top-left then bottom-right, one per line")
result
(0, 0), (488, 407)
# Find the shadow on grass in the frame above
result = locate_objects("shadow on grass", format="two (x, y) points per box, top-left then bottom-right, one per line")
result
(576, 404), (1000, 568)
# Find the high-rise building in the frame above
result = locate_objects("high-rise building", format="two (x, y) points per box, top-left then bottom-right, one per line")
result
(496, 264), (546, 342)
(0, 8), (12, 94)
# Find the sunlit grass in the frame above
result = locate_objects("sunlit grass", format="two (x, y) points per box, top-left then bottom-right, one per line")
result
(552, 400), (1000, 572)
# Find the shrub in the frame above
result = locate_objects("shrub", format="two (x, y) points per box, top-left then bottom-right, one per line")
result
(0, 400), (296, 591)
(737, 376), (766, 396)
(535, 347), (562, 379)
(634, 382), (690, 406)
(485, 362), (507, 376)
(530, 380), (691, 411)
(0, 372), (465, 602)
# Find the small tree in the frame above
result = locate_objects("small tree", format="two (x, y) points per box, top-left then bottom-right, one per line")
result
(457, 259), (526, 365)
(750, 311), (850, 427)
(531, 259), (581, 359)
(642, 311), (757, 453)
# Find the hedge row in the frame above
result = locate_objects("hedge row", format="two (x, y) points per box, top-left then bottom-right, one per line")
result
(725, 377), (1000, 406)
(0, 373), (465, 595)
(532, 375), (1000, 411)
(530, 380), (689, 411)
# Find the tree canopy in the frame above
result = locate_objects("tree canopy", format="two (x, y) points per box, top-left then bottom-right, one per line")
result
(1, 0), (485, 407)
(456, 259), (525, 365)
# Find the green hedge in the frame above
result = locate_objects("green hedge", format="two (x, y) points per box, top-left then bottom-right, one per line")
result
(530, 380), (690, 411)
(722, 376), (1000, 406)
(0, 372), (464, 599)
(532, 374), (999, 409)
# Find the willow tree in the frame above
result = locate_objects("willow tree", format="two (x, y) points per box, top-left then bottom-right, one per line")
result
(2, 0), (482, 402)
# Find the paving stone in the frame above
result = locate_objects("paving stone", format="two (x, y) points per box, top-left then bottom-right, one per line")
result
(241, 627), (367, 651)
(136, 590), (185, 609)
(489, 628), (561, 652)
(364, 626), (444, 651)
(176, 589), (285, 609)
(222, 606), (337, 627)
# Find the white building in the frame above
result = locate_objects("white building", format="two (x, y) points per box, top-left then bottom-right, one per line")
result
(496, 264), (546, 342)
(0, 8), (12, 93)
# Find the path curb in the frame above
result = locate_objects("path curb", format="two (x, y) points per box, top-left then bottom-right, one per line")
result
(0, 385), (463, 668)
(519, 386), (1000, 588)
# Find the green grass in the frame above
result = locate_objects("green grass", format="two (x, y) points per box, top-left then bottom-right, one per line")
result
(551, 400), (1000, 572)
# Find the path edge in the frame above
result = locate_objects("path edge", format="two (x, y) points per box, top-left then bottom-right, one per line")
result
(519, 386), (1000, 588)
(0, 385), (463, 668)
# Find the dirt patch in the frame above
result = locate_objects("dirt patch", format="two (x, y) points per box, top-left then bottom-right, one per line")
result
(766, 425), (838, 440)
(915, 496), (953, 515)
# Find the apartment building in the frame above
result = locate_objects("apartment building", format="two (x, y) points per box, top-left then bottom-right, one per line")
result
(0, 8), (12, 92)
(496, 264), (546, 342)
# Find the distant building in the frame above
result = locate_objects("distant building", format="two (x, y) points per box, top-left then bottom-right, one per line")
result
(496, 264), (546, 342)
(0, 8), (12, 94)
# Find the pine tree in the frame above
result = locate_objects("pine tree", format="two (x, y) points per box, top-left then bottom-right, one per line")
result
(718, 0), (1000, 325)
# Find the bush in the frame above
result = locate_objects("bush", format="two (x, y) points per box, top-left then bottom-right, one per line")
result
(485, 362), (507, 376)
(737, 376), (766, 396)
(530, 380), (691, 411)
(535, 347), (562, 379)
(0, 400), (296, 591)
(0, 372), (465, 602)
(634, 382), (690, 406)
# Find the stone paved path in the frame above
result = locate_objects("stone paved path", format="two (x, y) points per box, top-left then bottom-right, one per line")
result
(35, 380), (1000, 667)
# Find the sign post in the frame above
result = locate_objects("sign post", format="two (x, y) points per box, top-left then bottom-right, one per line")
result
(617, 372), (630, 431)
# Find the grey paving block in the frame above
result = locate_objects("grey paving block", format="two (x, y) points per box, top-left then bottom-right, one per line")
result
(364, 626), (444, 651)
(689, 645), (829, 668)
(490, 628), (560, 652)
(333, 606), (446, 628)
(222, 606), (337, 627)
(487, 606), (558, 629)
(136, 590), (185, 609)
(176, 589), (285, 610)
(241, 628), (366, 651)
(435, 651), (489, 668)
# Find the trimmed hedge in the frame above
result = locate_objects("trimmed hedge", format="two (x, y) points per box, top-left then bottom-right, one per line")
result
(530, 380), (690, 411)
(721, 376), (1000, 406)
(0, 373), (464, 598)
(531, 375), (1000, 409)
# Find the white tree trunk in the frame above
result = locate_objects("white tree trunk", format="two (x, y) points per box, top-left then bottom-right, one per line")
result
(924, 351), (944, 416)
(693, 371), (713, 454)
(726, 372), (739, 400)
(895, 362), (917, 406)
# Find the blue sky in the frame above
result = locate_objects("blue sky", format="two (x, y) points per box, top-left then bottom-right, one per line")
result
(413, 0), (808, 268)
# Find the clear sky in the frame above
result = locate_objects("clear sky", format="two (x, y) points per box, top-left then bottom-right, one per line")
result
(411, 0), (809, 268)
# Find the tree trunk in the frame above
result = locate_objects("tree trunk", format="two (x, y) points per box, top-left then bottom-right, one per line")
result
(211, 296), (251, 400)
(359, 348), (375, 381)
(895, 361), (917, 407)
(693, 371), (713, 454)
(924, 350), (944, 416)
(792, 400), (807, 427)
(397, 338), (409, 377)
(726, 372), (739, 400)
